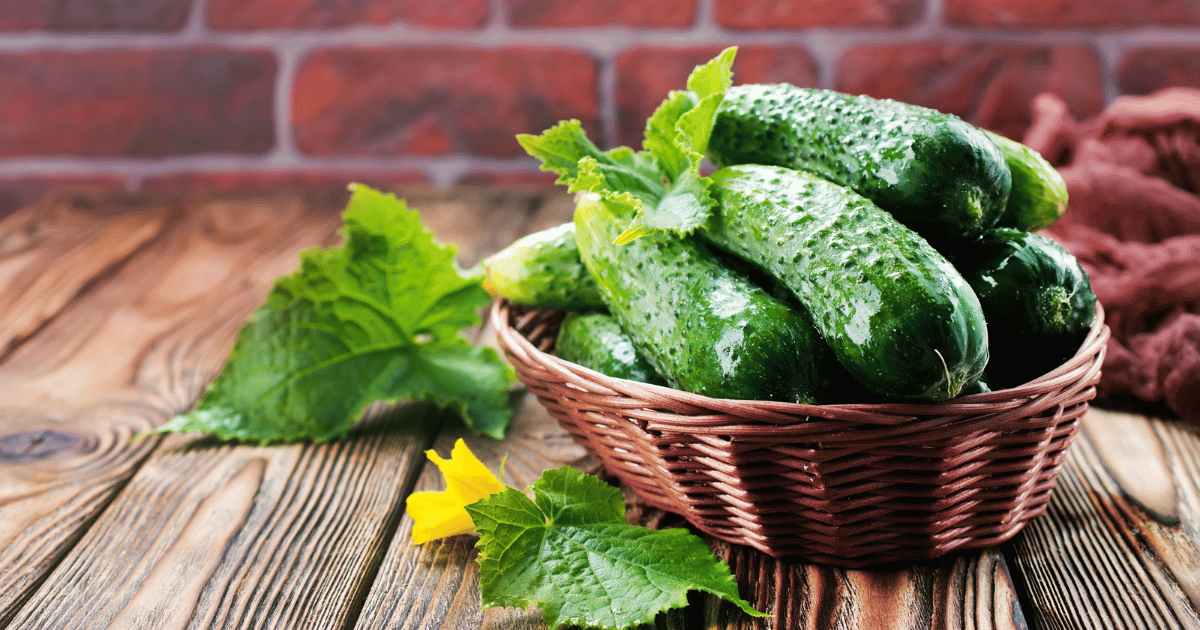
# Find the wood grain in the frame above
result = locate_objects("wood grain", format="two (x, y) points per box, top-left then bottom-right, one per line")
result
(1007, 409), (1200, 630)
(0, 194), (167, 359)
(4, 405), (439, 630)
(702, 545), (1027, 629)
(0, 192), (345, 625)
(0, 187), (566, 629)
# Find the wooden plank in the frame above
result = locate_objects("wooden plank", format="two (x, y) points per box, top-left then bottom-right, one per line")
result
(0, 191), (345, 626)
(0, 194), (168, 359)
(0, 187), (562, 629)
(1006, 408), (1200, 630)
(702, 545), (1027, 629)
(3, 405), (439, 630)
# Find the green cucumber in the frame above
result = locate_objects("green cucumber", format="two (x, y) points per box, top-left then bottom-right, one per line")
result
(984, 131), (1068, 232)
(574, 193), (843, 403)
(708, 84), (1011, 249)
(554, 312), (666, 385)
(955, 228), (1096, 387)
(483, 223), (605, 310)
(707, 164), (989, 401)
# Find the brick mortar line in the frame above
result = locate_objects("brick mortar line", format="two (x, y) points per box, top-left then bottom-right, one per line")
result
(2, 23), (1200, 52)
(0, 156), (543, 186)
(182, 0), (207, 37)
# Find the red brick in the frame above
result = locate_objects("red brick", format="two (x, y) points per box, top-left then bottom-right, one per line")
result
(836, 43), (1105, 140)
(0, 49), (275, 158)
(1118, 48), (1200, 95)
(946, 0), (1200, 27)
(0, 0), (190, 31)
(293, 47), (600, 157)
(614, 45), (819, 148)
(207, 0), (487, 30)
(715, 0), (924, 29)
(0, 177), (128, 219)
(504, 0), (694, 27)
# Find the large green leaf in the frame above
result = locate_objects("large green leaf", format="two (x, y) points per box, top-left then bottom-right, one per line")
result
(466, 467), (766, 629)
(151, 184), (516, 443)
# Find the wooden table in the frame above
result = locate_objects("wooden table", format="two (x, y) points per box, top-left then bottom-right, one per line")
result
(1, 186), (1198, 630)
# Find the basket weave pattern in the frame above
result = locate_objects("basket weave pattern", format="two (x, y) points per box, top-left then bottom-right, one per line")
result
(494, 299), (1109, 567)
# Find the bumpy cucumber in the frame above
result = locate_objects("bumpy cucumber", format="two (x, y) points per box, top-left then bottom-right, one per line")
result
(707, 164), (989, 401)
(574, 193), (842, 403)
(483, 223), (605, 310)
(708, 84), (1011, 248)
(984, 131), (1068, 232)
(554, 312), (666, 385)
(955, 228), (1096, 387)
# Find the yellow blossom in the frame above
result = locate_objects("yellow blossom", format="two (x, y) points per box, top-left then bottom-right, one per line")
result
(406, 438), (506, 544)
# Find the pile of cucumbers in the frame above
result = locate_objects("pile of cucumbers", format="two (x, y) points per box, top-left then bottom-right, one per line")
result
(488, 81), (1095, 403)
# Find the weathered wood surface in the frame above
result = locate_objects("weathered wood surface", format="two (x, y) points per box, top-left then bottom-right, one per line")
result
(0, 191), (346, 626)
(0, 187), (1198, 630)
(704, 545), (1027, 629)
(0, 186), (564, 629)
(1008, 409), (1200, 630)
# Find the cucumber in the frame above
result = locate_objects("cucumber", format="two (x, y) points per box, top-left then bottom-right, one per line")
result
(954, 228), (1096, 387)
(574, 193), (843, 403)
(983, 131), (1068, 232)
(554, 312), (666, 385)
(707, 164), (989, 401)
(708, 84), (1011, 249)
(483, 223), (605, 310)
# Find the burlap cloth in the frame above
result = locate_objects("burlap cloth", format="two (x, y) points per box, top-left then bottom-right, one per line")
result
(1023, 88), (1200, 425)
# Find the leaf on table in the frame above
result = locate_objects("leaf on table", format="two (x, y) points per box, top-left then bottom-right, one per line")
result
(465, 466), (766, 630)
(149, 184), (516, 443)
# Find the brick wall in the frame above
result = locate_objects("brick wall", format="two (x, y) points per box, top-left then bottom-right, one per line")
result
(2, 0), (1199, 215)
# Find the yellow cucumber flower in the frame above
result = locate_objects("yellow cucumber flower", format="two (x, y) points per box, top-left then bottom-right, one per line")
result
(406, 438), (506, 544)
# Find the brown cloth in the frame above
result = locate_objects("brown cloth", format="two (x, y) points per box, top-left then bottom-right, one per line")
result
(1023, 88), (1200, 425)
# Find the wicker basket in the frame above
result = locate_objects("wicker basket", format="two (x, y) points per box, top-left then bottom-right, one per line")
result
(494, 298), (1109, 567)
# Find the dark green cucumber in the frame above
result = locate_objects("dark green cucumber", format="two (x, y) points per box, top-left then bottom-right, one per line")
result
(708, 84), (1011, 249)
(574, 193), (843, 403)
(554, 312), (666, 385)
(984, 131), (1068, 232)
(707, 164), (989, 401)
(955, 228), (1096, 388)
(483, 223), (606, 310)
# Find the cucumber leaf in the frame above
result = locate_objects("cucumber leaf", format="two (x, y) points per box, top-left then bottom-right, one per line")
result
(518, 121), (663, 223)
(465, 466), (767, 629)
(149, 184), (516, 443)
(517, 48), (737, 243)
(615, 46), (737, 242)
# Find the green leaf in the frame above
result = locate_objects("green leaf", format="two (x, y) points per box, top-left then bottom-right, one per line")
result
(614, 167), (711, 244)
(643, 91), (699, 181)
(150, 184), (516, 443)
(687, 46), (737, 100)
(466, 467), (766, 630)
(517, 48), (736, 243)
(618, 46), (737, 241)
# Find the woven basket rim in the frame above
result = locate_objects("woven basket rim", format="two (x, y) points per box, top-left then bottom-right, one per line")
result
(493, 298), (1109, 426)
